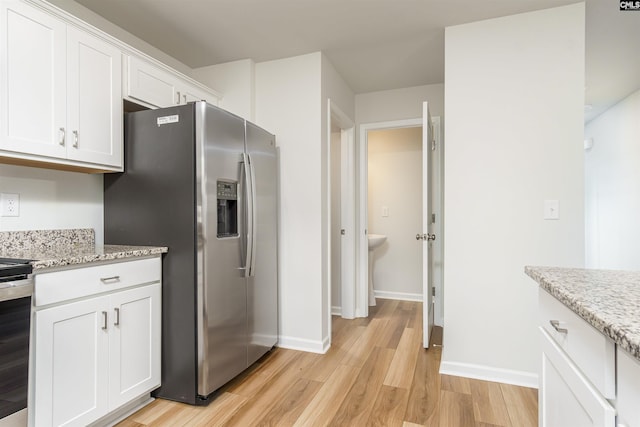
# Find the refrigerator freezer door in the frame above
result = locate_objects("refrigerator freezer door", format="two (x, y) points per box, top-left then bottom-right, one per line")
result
(245, 122), (278, 365)
(196, 103), (248, 396)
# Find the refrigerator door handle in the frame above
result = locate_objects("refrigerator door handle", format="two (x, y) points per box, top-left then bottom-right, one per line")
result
(248, 154), (258, 277)
(243, 152), (254, 277)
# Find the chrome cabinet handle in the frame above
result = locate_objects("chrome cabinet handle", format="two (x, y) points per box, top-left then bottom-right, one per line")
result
(550, 320), (568, 334)
(114, 307), (120, 326)
(59, 127), (66, 146)
(416, 233), (425, 240)
(101, 311), (108, 330)
(427, 233), (436, 241)
(100, 275), (121, 284)
(176, 91), (181, 104)
(72, 130), (78, 148)
(183, 94), (187, 103)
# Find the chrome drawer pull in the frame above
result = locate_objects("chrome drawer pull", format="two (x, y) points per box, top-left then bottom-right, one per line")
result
(100, 275), (121, 284)
(114, 307), (120, 326)
(550, 320), (568, 334)
(101, 311), (108, 330)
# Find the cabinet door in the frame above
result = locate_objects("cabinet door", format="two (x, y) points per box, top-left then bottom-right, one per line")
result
(180, 83), (215, 105)
(66, 26), (122, 168)
(539, 327), (615, 427)
(0, 1), (67, 158)
(108, 283), (161, 409)
(34, 296), (109, 427)
(127, 56), (178, 108)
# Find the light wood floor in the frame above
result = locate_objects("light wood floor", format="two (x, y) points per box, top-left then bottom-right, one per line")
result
(118, 299), (537, 426)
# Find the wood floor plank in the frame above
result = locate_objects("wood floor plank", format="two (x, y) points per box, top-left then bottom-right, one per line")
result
(341, 317), (388, 368)
(441, 374), (472, 394)
(177, 392), (247, 427)
(500, 383), (538, 427)
(366, 385), (410, 427)
(403, 422), (425, 427)
(438, 390), (475, 427)
(404, 347), (441, 425)
(470, 380), (512, 426)
(303, 324), (366, 383)
(292, 364), (359, 427)
(330, 346), (396, 426)
(221, 352), (319, 426)
(225, 349), (303, 398)
(256, 377), (322, 426)
(383, 327), (421, 389)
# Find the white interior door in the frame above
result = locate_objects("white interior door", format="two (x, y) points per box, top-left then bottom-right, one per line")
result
(422, 102), (435, 348)
(340, 127), (356, 318)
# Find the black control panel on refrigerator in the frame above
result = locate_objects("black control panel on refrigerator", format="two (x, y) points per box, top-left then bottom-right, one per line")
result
(216, 180), (238, 238)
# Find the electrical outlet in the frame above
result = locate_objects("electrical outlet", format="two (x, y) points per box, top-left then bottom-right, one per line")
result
(1, 193), (20, 217)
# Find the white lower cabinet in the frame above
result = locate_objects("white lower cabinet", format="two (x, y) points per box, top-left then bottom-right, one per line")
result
(31, 258), (161, 427)
(617, 349), (640, 427)
(540, 327), (615, 427)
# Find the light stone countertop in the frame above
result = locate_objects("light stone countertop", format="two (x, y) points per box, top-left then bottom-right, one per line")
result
(0, 228), (167, 270)
(525, 266), (640, 362)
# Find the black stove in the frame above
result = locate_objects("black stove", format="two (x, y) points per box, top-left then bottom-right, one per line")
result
(0, 258), (33, 283)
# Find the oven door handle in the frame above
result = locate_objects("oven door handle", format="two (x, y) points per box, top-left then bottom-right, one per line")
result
(0, 278), (34, 302)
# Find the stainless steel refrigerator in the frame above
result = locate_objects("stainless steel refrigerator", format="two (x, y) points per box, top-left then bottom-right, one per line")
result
(104, 101), (278, 404)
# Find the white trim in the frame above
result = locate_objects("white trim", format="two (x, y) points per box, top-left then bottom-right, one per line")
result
(439, 361), (539, 389)
(374, 290), (423, 302)
(357, 118), (422, 319)
(277, 335), (329, 354)
(331, 305), (342, 316)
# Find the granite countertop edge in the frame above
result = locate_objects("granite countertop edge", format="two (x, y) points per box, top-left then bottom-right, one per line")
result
(31, 245), (168, 270)
(525, 265), (640, 361)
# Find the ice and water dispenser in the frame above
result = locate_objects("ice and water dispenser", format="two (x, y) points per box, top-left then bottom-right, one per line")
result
(216, 180), (238, 238)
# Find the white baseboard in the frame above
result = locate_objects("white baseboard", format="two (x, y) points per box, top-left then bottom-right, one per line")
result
(331, 305), (342, 316)
(374, 290), (423, 302)
(278, 335), (329, 354)
(439, 361), (538, 389)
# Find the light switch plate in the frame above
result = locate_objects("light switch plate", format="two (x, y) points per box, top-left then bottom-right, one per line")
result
(1, 193), (20, 217)
(544, 199), (559, 220)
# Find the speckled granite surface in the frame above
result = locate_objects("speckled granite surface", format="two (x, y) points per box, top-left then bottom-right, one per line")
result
(0, 229), (167, 270)
(525, 266), (640, 362)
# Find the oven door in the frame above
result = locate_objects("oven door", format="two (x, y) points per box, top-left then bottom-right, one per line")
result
(0, 280), (33, 426)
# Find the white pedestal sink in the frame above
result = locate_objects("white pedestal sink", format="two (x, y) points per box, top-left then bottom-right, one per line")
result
(368, 234), (387, 306)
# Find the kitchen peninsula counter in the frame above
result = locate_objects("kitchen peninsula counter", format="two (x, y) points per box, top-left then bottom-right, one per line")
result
(0, 228), (167, 270)
(526, 266), (640, 362)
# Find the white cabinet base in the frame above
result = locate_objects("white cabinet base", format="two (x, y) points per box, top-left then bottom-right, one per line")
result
(540, 327), (615, 427)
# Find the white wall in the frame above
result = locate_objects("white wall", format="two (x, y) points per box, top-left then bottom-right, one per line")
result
(368, 127), (423, 299)
(356, 84), (444, 125)
(330, 131), (342, 311)
(0, 165), (104, 244)
(442, 3), (585, 386)
(192, 59), (255, 120)
(255, 52), (325, 352)
(585, 89), (640, 270)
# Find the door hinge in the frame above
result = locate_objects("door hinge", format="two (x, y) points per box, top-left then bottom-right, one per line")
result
(432, 286), (436, 297)
(431, 137), (436, 151)
(431, 213), (436, 224)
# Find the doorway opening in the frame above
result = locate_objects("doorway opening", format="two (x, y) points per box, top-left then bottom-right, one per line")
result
(357, 107), (443, 348)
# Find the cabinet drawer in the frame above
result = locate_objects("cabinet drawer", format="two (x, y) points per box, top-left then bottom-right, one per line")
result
(35, 257), (161, 306)
(539, 289), (615, 399)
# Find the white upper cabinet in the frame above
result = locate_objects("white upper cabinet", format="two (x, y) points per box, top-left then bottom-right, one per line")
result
(0, 0), (123, 171)
(66, 26), (122, 167)
(0, 1), (67, 159)
(126, 55), (219, 108)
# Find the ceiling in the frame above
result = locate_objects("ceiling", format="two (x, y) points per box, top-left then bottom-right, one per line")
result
(73, 0), (640, 122)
